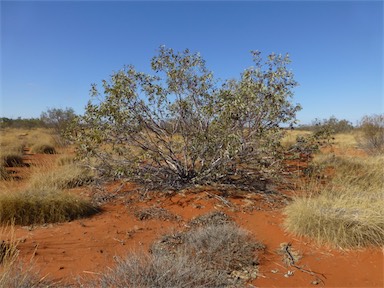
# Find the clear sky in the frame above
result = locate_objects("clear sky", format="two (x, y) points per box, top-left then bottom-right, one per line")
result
(1, 0), (383, 125)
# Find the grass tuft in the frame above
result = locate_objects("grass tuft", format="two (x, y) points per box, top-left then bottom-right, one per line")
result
(284, 154), (384, 248)
(0, 188), (99, 225)
(2, 154), (24, 168)
(0, 224), (54, 288)
(0, 166), (10, 180)
(30, 144), (57, 154)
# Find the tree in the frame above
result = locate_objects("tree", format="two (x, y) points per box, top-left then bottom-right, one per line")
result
(70, 46), (301, 189)
(40, 107), (76, 136)
(358, 114), (384, 154)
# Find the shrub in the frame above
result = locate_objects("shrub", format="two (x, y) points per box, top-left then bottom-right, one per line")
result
(71, 46), (301, 189)
(100, 213), (264, 287)
(40, 107), (76, 136)
(357, 114), (384, 154)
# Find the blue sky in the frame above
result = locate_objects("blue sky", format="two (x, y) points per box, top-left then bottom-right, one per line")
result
(1, 1), (383, 125)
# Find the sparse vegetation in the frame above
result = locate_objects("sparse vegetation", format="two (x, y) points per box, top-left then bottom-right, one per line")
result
(134, 207), (180, 221)
(357, 114), (384, 154)
(297, 116), (354, 134)
(40, 107), (76, 137)
(284, 153), (384, 248)
(0, 225), (54, 288)
(100, 212), (264, 287)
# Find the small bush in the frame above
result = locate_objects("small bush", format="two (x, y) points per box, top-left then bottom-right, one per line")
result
(100, 212), (264, 287)
(0, 188), (99, 225)
(357, 114), (384, 154)
(187, 211), (232, 228)
(134, 207), (180, 221)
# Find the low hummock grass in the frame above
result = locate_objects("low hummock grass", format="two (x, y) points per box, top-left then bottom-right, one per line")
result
(284, 154), (384, 248)
(0, 166), (9, 181)
(28, 163), (94, 190)
(0, 188), (99, 225)
(30, 144), (56, 154)
(100, 212), (264, 287)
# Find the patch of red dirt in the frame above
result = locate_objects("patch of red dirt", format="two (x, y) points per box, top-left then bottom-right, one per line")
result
(2, 149), (383, 287)
(9, 183), (383, 287)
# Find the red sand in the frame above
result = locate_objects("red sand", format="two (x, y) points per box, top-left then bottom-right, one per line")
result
(3, 152), (384, 287)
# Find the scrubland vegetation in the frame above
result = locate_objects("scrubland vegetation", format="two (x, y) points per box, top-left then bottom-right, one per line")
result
(100, 212), (263, 287)
(0, 47), (382, 286)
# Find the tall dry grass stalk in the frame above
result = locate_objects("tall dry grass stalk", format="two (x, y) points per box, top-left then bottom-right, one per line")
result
(0, 224), (54, 288)
(284, 153), (384, 248)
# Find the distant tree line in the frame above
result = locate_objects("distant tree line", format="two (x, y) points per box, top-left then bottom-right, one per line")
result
(0, 117), (44, 129)
(1, 107), (76, 135)
(296, 116), (354, 133)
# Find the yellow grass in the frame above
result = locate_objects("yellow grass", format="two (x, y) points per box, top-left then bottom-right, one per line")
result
(0, 128), (98, 226)
(284, 145), (384, 248)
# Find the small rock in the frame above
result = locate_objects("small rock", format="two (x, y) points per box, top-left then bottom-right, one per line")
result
(284, 270), (294, 278)
(271, 269), (279, 274)
(311, 279), (320, 285)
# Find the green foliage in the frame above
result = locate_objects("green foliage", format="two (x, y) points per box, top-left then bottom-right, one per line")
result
(357, 114), (384, 154)
(0, 117), (44, 129)
(287, 126), (335, 159)
(71, 46), (300, 189)
(40, 107), (76, 136)
(298, 116), (354, 134)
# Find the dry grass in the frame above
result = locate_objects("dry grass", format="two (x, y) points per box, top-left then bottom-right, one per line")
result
(100, 212), (264, 287)
(134, 207), (180, 221)
(30, 144), (56, 154)
(0, 187), (99, 225)
(28, 163), (94, 190)
(0, 128), (98, 226)
(280, 129), (312, 148)
(284, 151), (384, 248)
(0, 224), (54, 288)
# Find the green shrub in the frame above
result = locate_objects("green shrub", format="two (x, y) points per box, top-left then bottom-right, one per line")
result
(70, 46), (301, 190)
(357, 114), (384, 154)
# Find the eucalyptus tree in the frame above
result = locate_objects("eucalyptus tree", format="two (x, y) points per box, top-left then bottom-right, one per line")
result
(70, 46), (300, 189)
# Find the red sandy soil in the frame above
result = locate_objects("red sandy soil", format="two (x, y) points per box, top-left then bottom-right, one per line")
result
(3, 151), (384, 287)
